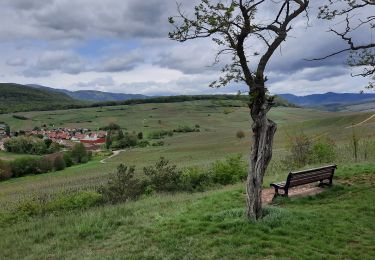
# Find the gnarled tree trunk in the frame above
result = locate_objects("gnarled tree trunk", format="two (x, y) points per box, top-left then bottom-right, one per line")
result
(246, 86), (277, 220)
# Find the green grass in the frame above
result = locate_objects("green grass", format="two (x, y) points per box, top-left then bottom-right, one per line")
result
(0, 164), (374, 259)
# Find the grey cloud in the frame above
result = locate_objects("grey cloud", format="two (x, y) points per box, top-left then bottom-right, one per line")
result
(97, 53), (144, 72)
(75, 76), (115, 88)
(21, 50), (86, 76)
(6, 57), (27, 67)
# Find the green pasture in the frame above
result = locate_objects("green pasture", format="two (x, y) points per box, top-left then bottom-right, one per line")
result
(0, 164), (374, 259)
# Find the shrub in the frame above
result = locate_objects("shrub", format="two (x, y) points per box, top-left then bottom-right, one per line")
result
(285, 132), (312, 168)
(38, 156), (54, 173)
(138, 140), (150, 148)
(210, 154), (247, 185)
(113, 132), (138, 148)
(236, 130), (245, 140)
(151, 141), (164, 147)
(173, 125), (199, 133)
(180, 167), (211, 191)
(47, 142), (61, 153)
(54, 155), (66, 171)
(311, 140), (336, 164)
(99, 164), (146, 204)
(0, 160), (12, 181)
(143, 157), (181, 192)
(10, 157), (43, 177)
(148, 130), (173, 139)
(63, 152), (73, 167)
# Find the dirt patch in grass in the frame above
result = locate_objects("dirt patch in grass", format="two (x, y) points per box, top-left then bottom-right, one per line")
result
(262, 184), (325, 204)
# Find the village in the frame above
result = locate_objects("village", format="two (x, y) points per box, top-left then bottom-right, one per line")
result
(0, 123), (107, 151)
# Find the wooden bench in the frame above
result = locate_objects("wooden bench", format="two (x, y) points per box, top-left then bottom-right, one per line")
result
(270, 164), (337, 197)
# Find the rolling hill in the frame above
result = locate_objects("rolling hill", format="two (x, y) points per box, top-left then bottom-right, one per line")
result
(0, 83), (84, 114)
(279, 92), (375, 111)
(27, 84), (148, 101)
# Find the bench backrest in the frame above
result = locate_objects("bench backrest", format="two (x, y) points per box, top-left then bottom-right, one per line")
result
(286, 164), (337, 188)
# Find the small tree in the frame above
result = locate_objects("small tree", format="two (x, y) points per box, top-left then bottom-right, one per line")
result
(105, 134), (112, 149)
(71, 143), (88, 164)
(143, 157), (181, 192)
(169, 0), (309, 219)
(236, 130), (245, 141)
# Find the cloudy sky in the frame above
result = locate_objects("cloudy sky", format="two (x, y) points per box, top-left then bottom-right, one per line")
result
(0, 0), (373, 96)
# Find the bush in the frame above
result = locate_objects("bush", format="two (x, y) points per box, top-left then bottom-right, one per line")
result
(99, 164), (146, 204)
(63, 152), (73, 167)
(143, 157), (181, 192)
(311, 140), (336, 164)
(151, 141), (164, 147)
(180, 167), (211, 191)
(54, 155), (66, 171)
(285, 132), (312, 168)
(38, 156), (54, 173)
(236, 130), (245, 140)
(10, 157), (43, 177)
(0, 160), (12, 181)
(112, 132), (138, 148)
(148, 130), (173, 139)
(210, 154), (247, 185)
(173, 125), (199, 133)
(138, 140), (150, 148)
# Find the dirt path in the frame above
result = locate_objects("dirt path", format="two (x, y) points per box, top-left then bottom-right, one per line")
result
(100, 150), (126, 164)
(345, 113), (375, 129)
(262, 184), (325, 204)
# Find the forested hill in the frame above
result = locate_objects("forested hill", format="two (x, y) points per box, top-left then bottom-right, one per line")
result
(0, 83), (84, 114)
(27, 84), (148, 102)
(0, 83), (295, 114)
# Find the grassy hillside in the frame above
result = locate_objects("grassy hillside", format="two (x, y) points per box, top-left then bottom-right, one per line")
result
(0, 164), (374, 259)
(0, 100), (375, 259)
(1, 100), (374, 203)
(0, 83), (84, 113)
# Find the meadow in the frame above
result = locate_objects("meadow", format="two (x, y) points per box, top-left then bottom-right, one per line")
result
(0, 99), (374, 259)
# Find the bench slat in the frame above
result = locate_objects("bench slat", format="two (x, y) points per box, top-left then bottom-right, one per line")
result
(290, 165), (336, 175)
(290, 169), (334, 181)
(289, 173), (332, 187)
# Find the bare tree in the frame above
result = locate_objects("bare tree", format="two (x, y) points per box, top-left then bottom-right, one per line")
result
(315, 0), (375, 89)
(169, 0), (309, 220)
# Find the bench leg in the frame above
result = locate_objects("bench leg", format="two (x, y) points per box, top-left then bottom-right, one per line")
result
(273, 187), (279, 198)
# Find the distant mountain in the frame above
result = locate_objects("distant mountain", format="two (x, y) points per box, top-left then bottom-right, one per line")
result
(27, 84), (148, 102)
(0, 83), (83, 114)
(279, 92), (375, 111)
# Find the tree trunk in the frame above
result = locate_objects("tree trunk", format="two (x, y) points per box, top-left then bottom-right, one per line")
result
(246, 87), (277, 220)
